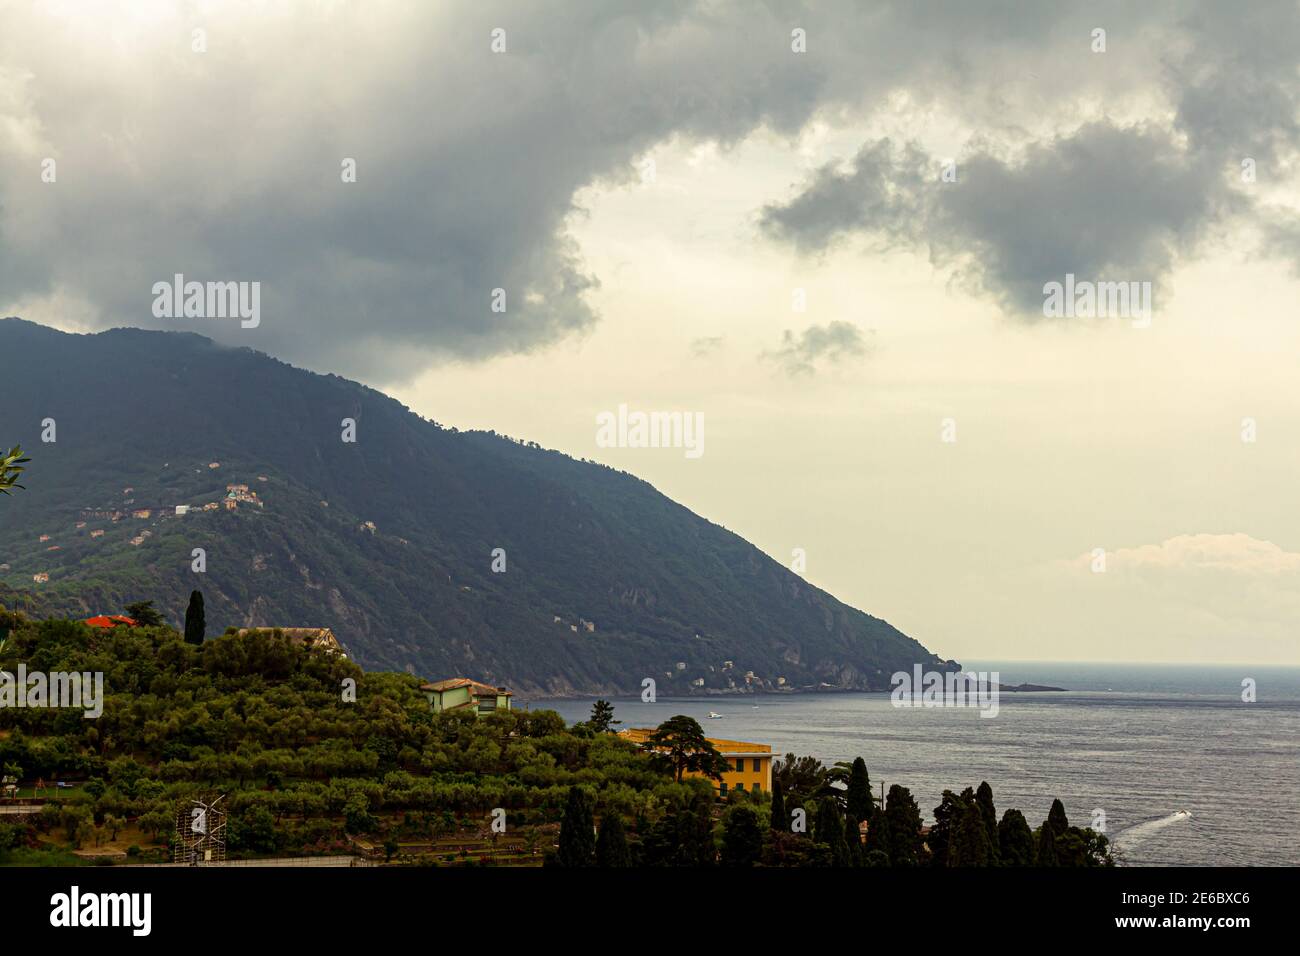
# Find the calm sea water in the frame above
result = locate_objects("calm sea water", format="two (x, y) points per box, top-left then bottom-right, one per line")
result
(529, 662), (1300, 866)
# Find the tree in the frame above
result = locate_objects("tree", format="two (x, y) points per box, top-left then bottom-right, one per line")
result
(846, 757), (873, 822)
(104, 814), (125, 841)
(1036, 798), (1070, 867)
(997, 808), (1036, 866)
(645, 715), (729, 782)
(975, 781), (1000, 863)
(123, 600), (165, 628)
(0, 446), (30, 496)
(183, 590), (206, 646)
(928, 789), (962, 866)
(863, 806), (890, 863)
(884, 784), (923, 867)
(814, 797), (851, 866)
(844, 812), (863, 866)
(1070, 827), (1115, 867)
(679, 792), (717, 867)
(556, 786), (596, 867)
(588, 699), (620, 734)
(595, 813), (631, 867)
(769, 777), (786, 833)
(1047, 798), (1070, 835)
(949, 790), (992, 867)
(1036, 822), (1060, 866)
(721, 805), (764, 867)
(773, 752), (832, 804)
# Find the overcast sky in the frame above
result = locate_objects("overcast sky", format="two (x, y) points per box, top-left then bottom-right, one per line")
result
(3, 1), (1298, 664)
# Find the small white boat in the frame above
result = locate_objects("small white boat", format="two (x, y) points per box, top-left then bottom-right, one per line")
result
(707, 711), (724, 719)
(1174, 809), (1192, 818)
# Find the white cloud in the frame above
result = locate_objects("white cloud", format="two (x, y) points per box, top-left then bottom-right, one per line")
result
(1061, 534), (1300, 575)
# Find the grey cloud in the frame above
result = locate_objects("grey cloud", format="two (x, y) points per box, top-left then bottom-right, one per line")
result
(763, 321), (870, 376)
(691, 336), (725, 357)
(1171, 0), (1300, 166)
(760, 0), (1299, 317)
(764, 123), (1241, 315)
(0, 1), (850, 384)
(1, 1), (1293, 379)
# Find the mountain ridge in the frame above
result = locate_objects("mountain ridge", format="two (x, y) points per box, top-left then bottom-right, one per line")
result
(0, 316), (951, 695)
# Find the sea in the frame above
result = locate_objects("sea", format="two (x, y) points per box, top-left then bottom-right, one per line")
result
(529, 661), (1300, 866)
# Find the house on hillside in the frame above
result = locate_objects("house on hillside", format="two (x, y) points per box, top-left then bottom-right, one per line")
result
(420, 678), (512, 716)
(84, 615), (139, 629)
(226, 484), (262, 506)
(235, 627), (348, 657)
(619, 727), (774, 796)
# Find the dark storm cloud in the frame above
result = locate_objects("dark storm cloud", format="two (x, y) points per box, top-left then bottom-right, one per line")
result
(0, 1), (853, 382)
(0, 1), (1294, 379)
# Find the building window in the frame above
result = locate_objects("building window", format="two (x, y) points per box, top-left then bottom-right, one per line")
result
(752, 758), (761, 773)
(720, 782), (728, 794)
(735, 758), (744, 772)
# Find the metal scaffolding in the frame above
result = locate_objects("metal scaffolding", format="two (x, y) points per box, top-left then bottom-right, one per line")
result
(174, 795), (227, 865)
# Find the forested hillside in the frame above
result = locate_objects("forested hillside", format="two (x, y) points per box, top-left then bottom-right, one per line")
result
(0, 318), (948, 694)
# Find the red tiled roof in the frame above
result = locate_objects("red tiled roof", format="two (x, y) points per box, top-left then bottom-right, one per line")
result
(84, 615), (138, 628)
(419, 677), (511, 696)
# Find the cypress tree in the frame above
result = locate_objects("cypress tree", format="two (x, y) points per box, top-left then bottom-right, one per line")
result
(183, 590), (205, 646)
(814, 797), (851, 866)
(1047, 798), (1069, 836)
(844, 812), (863, 866)
(595, 813), (632, 866)
(1036, 821), (1060, 867)
(556, 786), (596, 866)
(950, 793), (992, 866)
(884, 784), (923, 867)
(846, 757), (873, 822)
(997, 808), (1036, 866)
(769, 777), (786, 833)
(975, 781), (999, 863)
(863, 806), (891, 863)
(928, 789), (962, 866)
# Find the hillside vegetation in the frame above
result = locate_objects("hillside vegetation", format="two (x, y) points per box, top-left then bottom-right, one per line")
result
(0, 317), (947, 694)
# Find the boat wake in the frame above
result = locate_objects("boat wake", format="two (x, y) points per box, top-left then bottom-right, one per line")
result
(1112, 810), (1193, 853)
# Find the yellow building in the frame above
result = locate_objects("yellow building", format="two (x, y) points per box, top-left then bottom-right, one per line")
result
(620, 727), (773, 796)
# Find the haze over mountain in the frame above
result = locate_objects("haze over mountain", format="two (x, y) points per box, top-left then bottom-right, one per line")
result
(0, 318), (948, 694)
